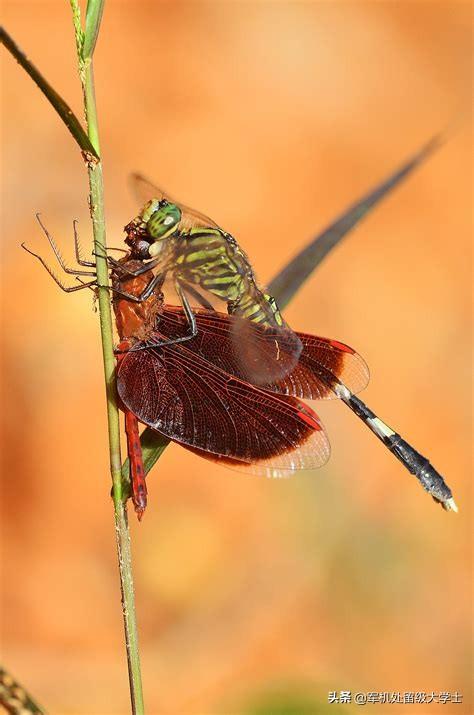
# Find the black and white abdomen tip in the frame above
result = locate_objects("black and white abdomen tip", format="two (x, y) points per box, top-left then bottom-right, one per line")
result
(333, 383), (457, 512)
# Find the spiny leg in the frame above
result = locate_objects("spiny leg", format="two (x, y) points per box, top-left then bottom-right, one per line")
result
(91, 240), (130, 263)
(332, 382), (457, 512)
(73, 220), (96, 268)
(35, 214), (97, 276)
(117, 280), (198, 354)
(21, 243), (98, 293)
(28, 219), (163, 302)
(77, 271), (165, 306)
(102, 252), (165, 278)
(107, 271), (165, 307)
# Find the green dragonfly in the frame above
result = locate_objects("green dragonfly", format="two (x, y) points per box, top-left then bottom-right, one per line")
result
(113, 175), (303, 384)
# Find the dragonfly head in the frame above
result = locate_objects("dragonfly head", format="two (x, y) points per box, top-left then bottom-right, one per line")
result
(142, 199), (181, 245)
(124, 199), (181, 259)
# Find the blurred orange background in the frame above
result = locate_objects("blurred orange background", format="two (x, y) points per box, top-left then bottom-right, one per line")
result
(1, 2), (472, 714)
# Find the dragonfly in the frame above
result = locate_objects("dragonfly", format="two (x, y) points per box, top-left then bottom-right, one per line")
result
(113, 261), (332, 516)
(22, 211), (457, 519)
(107, 175), (303, 385)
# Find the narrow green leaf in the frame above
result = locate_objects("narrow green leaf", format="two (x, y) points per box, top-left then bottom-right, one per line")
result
(83, 0), (105, 60)
(121, 428), (171, 489)
(269, 134), (444, 308)
(0, 26), (99, 160)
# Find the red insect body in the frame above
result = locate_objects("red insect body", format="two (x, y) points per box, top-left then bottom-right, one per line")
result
(124, 409), (147, 520)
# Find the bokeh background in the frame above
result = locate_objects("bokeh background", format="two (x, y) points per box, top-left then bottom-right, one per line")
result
(1, 2), (472, 714)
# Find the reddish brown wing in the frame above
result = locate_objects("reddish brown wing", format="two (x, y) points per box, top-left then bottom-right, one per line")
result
(117, 334), (330, 477)
(157, 305), (369, 399)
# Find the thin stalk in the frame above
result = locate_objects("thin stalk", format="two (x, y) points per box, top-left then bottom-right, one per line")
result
(83, 59), (145, 715)
(71, 1), (145, 710)
(85, 64), (143, 715)
(3, 12), (145, 711)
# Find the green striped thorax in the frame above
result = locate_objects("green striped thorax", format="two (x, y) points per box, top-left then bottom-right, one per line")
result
(123, 195), (289, 335)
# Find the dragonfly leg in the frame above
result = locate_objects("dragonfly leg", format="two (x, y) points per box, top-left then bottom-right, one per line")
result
(73, 220), (96, 267)
(103, 253), (165, 278)
(73, 271), (164, 303)
(34, 214), (97, 275)
(181, 282), (215, 310)
(111, 270), (165, 304)
(116, 281), (198, 353)
(21, 243), (98, 292)
(124, 409), (147, 520)
(83, 239), (128, 265)
(93, 239), (128, 255)
(137, 282), (197, 351)
(175, 280), (198, 337)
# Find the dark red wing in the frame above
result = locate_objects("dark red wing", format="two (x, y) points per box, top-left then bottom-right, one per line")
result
(117, 334), (330, 476)
(157, 306), (369, 399)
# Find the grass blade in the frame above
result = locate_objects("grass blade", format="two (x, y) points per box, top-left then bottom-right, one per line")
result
(122, 428), (171, 486)
(0, 26), (99, 161)
(84, 0), (105, 60)
(269, 134), (444, 308)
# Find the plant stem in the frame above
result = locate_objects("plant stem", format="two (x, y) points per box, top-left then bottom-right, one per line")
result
(74, 3), (145, 711)
(83, 61), (145, 715)
(3, 10), (145, 710)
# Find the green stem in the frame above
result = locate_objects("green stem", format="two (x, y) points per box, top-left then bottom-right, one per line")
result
(76, 6), (145, 713)
(3, 13), (145, 711)
(83, 56), (145, 715)
(83, 0), (105, 60)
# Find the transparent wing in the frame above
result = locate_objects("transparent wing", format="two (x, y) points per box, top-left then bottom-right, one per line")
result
(163, 276), (228, 313)
(158, 305), (370, 399)
(129, 172), (220, 230)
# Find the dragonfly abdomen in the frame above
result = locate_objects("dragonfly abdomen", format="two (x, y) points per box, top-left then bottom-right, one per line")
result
(230, 289), (285, 328)
(333, 383), (456, 510)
